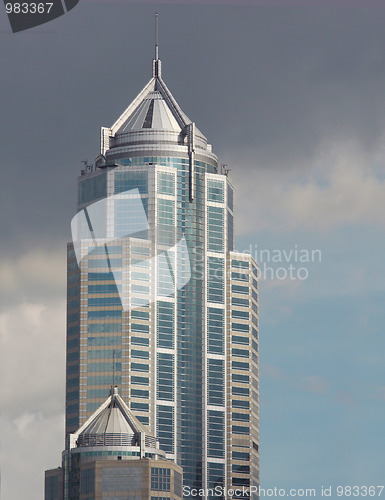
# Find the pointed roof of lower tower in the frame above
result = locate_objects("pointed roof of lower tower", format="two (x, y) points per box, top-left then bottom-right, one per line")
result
(71, 386), (157, 450)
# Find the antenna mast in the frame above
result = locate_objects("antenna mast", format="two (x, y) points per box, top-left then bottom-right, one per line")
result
(113, 349), (116, 387)
(155, 12), (159, 60)
(153, 13), (161, 78)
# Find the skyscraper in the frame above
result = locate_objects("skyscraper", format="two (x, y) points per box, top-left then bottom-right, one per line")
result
(63, 18), (259, 499)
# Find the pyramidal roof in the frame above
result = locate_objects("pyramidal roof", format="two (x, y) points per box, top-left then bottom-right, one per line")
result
(111, 74), (192, 136)
(109, 60), (195, 137)
(72, 386), (156, 449)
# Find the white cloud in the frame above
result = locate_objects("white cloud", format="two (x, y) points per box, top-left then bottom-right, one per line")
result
(0, 301), (66, 414)
(0, 259), (66, 500)
(227, 140), (385, 234)
(0, 411), (64, 500)
(0, 250), (66, 310)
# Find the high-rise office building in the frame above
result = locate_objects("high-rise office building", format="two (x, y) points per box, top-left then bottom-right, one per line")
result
(61, 21), (259, 499)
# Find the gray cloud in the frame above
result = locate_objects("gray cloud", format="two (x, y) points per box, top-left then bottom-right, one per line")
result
(229, 140), (385, 234)
(2, 6), (385, 255)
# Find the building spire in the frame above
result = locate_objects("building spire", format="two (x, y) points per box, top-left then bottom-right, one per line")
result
(153, 12), (161, 78)
(155, 12), (159, 61)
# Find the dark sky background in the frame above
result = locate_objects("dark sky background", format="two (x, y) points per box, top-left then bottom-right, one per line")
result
(2, 5), (385, 254)
(1, 3), (385, 500)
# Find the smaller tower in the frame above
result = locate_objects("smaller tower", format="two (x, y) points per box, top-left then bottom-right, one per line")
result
(45, 387), (183, 500)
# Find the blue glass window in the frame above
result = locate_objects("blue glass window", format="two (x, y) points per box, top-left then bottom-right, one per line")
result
(131, 350), (149, 359)
(207, 257), (224, 303)
(232, 272), (249, 282)
(207, 359), (224, 406)
(227, 183), (234, 211)
(67, 391), (79, 401)
(87, 349), (121, 359)
(87, 336), (121, 346)
(88, 245), (122, 255)
(131, 323), (149, 333)
(207, 179), (224, 203)
(232, 297), (249, 307)
(88, 310), (122, 319)
(131, 337), (149, 346)
(115, 170), (148, 195)
(207, 206), (224, 253)
(157, 405), (174, 453)
(158, 172), (175, 195)
(114, 197), (148, 239)
(232, 348), (249, 358)
(132, 284), (149, 294)
(131, 310), (150, 320)
(231, 259), (249, 270)
(131, 401), (149, 411)
(87, 402), (100, 412)
(232, 400), (250, 409)
(131, 362), (149, 372)
(88, 323), (122, 333)
(232, 373), (249, 383)
(231, 285), (249, 295)
(131, 245), (150, 256)
(88, 284), (120, 294)
(232, 412), (250, 422)
(78, 173), (107, 205)
(227, 211), (234, 253)
(131, 376), (149, 385)
(157, 301), (174, 349)
(67, 338), (79, 350)
(207, 463), (225, 500)
(157, 353), (174, 401)
(232, 386), (250, 396)
(67, 377), (79, 388)
(67, 351), (79, 362)
(88, 272), (117, 281)
(232, 465), (250, 474)
(232, 323), (249, 333)
(87, 375), (121, 385)
(232, 310), (249, 320)
(87, 388), (110, 399)
(131, 389), (149, 399)
(232, 335), (249, 346)
(207, 410), (225, 458)
(232, 361), (249, 371)
(233, 451), (250, 461)
(88, 259), (122, 268)
(207, 307), (224, 354)
(232, 425), (249, 435)
(157, 253), (174, 297)
(88, 297), (121, 307)
(157, 198), (175, 246)
(88, 362), (121, 372)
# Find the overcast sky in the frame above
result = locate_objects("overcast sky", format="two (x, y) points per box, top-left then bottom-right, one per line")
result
(1, 3), (385, 500)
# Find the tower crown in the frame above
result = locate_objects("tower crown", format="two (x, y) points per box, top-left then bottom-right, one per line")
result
(71, 387), (160, 453)
(99, 14), (215, 164)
